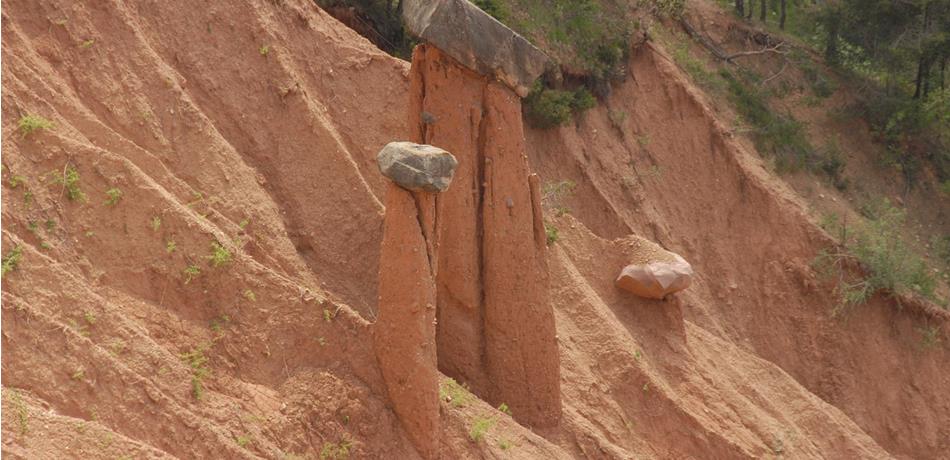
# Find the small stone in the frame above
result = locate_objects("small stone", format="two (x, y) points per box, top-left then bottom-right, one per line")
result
(615, 253), (694, 300)
(377, 141), (458, 193)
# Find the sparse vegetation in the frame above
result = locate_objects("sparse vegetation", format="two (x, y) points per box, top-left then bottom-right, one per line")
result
(8, 389), (29, 435)
(57, 165), (86, 202)
(104, 188), (122, 206)
(17, 115), (53, 137)
(236, 434), (252, 448)
(2, 245), (23, 277)
(8, 175), (26, 188)
(499, 438), (513, 450)
(541, 179), (576, 215)
(469, 416), (495, 442)
(243, 289), (257, 301)
(497, 402), (512, 416)
(439, 378), (473, 408)
(151, 216), (162, 231)
(259, 45), (270, 56)
(207, 241), (232, 267)
(80, 39), (95, 48)
(814, 201), (939, 311)
(320, 438), (352, 460)
(166, 240), (177, 253)
(544, 223), (559, 245)
(183, 264), (201, 284)
(180, 345), (210, 400)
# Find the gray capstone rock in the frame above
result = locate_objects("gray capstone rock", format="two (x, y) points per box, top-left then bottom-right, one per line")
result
(377, 142), (458, 193)
(401, 0), (549, 97)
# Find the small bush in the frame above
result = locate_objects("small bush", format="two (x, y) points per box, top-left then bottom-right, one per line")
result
(721, 70), (815, 172)
(320, 438), (352, 460)
(104, 188), (122, 206)
(524, 82), (599, 128)
(2, 246), (23, 277)
(814, 201), (939, 310)
(469, 417), (495, 442)
(439, 378), (473, 408)
(544, 223), (559, 245)
(56, 166), (86, 202)
(472, 0), (507, 20)
(18, 115), (53, 137)
(180, 345), (210, 400)
(207, 242), (231, 267)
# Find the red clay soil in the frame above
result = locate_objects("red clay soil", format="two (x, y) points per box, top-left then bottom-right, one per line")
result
(1, 0), (948, 459)
(405, 45), (560, 430)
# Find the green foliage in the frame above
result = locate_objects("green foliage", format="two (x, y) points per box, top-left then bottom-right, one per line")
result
(315, 0), (417, 59)
(473, 0), (507, 20)
(236, 434), (252, 448)
(8, 389), (29, 435)
(166, 240), (177, 253)
(469, 417), (495, 442)
(320, 438), (352, 460)
(183, 264), (201, 284)
(17, 115), (53, 137)
(207, 242), (232, 267)
(721, 70), (816, 172)
(180, 345), (210, 400)
(544, 223), (559, 245)
(497, 403), (512, 416)
(439, 378), (473, 408)
(8, 175), (26, 188)
(2, 246), (23, 277)
(259, 45), (270, 56)
(524, 82), (597, 128)
(104, 188), (122, 206)
(56, 166), (86, 202)
(814, 201), (940, 311)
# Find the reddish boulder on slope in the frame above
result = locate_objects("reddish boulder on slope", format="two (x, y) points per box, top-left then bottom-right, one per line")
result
(616, 253), (694, 299)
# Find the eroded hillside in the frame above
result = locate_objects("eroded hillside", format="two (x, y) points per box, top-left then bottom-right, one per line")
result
(2, 0), (948, 459)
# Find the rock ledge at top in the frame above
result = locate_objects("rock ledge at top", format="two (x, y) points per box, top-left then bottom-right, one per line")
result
(401, 0), (549, 97)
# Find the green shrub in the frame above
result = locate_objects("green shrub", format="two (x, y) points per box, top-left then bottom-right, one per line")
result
(721, 70), (816, 172)
(472, 0), (507, 20)
(17, 115), (53, 137)
(207, 242), (232, 267)
(2, 246), (23, 277)
(469, 417), (495, 442)
(815, 201), (939, 310)
(524, 83), (598, 128)
(53, 165), (86, 202)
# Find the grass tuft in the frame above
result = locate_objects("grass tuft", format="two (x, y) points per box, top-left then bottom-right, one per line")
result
(18, 115), (53, 137)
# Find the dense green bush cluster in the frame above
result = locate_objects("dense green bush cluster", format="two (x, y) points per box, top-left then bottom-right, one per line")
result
(524, 83), (596, 128)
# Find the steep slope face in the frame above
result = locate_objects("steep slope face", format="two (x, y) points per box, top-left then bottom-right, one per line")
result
(2, 1), (948, 459)
(2, 0), (417, 457)
(528, 43), (950, 458)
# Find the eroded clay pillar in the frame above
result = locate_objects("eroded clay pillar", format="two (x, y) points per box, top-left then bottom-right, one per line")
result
(374, 182), (440, 459)
(406, 41), (561, 428)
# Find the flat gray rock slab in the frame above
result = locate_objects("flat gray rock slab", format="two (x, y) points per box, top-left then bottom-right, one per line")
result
(402, 0), (549, 97)
(378, 142), (458, 193)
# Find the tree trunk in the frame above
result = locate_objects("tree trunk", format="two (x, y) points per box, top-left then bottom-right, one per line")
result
(824, 9), (840, 64)
(914, 56), (926, 99)
(760, 0), (767, 21)
(747, 0), (753, 19)
(736, 0), (744, 17)
(780, 0), (787, 29)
